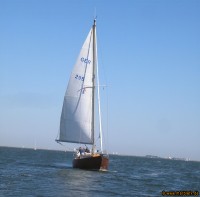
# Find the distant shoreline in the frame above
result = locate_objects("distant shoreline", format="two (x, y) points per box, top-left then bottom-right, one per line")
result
(1, 145), (199, 162)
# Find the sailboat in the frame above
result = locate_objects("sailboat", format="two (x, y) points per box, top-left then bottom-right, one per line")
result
(56, 19), (109, 170)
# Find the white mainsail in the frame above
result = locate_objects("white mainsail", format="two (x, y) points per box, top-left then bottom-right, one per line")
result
(59, 28), (95, 144)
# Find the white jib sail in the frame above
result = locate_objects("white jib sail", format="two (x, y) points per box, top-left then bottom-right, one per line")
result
(59, 28), (94, 144)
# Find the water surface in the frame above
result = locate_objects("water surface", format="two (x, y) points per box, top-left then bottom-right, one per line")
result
(0, 147), (199, 196)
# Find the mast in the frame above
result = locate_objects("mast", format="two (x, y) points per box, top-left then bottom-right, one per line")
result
(95, 24), (103, 153)
(92, 19), (96, 152)
(93, 19), (103, 152)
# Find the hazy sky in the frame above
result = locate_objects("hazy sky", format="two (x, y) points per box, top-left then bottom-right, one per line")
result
(0, 0), (199, 161)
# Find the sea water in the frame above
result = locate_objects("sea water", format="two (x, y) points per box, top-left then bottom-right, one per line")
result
(0, 147), (199, 196)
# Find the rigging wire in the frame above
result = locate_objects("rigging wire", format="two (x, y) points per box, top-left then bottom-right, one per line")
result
(97, 26), (109, 153)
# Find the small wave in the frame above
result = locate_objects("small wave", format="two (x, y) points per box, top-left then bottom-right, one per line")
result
(105, 170), (118, 173)
(20, 173), (32, 177)
(53, 162), (72, 169)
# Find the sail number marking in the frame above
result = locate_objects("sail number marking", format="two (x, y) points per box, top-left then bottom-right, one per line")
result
(75, 74), (84, 81)
(81, 57), (91, 64)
